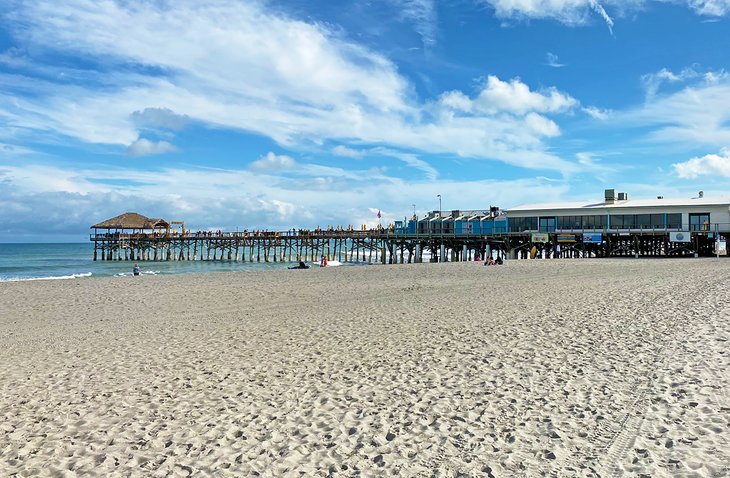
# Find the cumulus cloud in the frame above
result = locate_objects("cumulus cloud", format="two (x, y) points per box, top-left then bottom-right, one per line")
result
(126, 138), (178, 157)
(673, 149), (730, 178)
(440, 76), (577, 116)
(582, 106), (610, 120)
(249, 152), (298, 172)
(131, 107), (190, 131)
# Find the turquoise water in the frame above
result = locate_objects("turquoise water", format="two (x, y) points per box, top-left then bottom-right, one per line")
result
(0, 243), (300, 282)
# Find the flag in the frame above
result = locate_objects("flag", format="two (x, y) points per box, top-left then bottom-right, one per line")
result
(377, 210), (382, 219)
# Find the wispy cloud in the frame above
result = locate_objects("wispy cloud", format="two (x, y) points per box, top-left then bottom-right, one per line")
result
(370, 147), (439, 180)
(0, 1), (582, 174)
(0, 162), (571, 237)
(582, 106), (611, 120)
(484, 0), (619, 30)
(483, 1), (730, 29)
(331, 145), (365, 158)
(388, 0), (438, 48)
(545, 52), (565, 68)
(620, 69), (730, 146)
(687, 0), (730, 16)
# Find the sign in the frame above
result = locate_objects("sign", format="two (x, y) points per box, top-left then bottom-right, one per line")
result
(583, 233), (603, 244)
(670, 231), (691, 243)
(531, 233), (549, 243)
(557, 234), (575, 243)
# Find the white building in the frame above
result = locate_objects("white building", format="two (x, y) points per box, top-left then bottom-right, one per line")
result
(505, 190), (730, 234)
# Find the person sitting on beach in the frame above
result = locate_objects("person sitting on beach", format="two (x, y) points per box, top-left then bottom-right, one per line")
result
(289, 260), (310, 270)
(484, 257), (496, 266)
(133, 264), (141, 276)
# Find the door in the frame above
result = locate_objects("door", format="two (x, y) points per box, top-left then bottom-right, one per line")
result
(689, 213), (710, 231)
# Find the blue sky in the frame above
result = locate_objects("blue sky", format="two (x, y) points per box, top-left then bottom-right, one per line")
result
(1, 0), (730, 241)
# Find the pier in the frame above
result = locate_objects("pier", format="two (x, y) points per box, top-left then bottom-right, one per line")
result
(90, 211), (724, 264)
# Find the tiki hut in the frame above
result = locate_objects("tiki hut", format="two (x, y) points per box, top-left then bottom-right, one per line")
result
(91, 212), (169, 234)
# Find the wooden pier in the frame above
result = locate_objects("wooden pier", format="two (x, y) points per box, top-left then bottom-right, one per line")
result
(91, 212), (723, 264)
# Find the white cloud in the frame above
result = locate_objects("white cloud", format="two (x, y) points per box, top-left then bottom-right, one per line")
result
(370, 147), (439, 180)
(332, 145), (364, 158)
(0, 1), (582, 174)
(131, 107), (189, 131)
(484, 0), (619, 29)
(582, 106), (610, 120)
(673, 149), (730, 178)
(640, 67), (704, 100)
(545, 52), (565, 68)
(473, 76), (578, 115)
(484, 1), (730, 28)
(126, 138), (177, 157)
(524, 112), (560, 137)
(249, 152), (298, 172)
(687, 0), (730, 16)
(388, 0), (438, 47)
(618, 71), (730, 146)
(0, 161), (571, 239)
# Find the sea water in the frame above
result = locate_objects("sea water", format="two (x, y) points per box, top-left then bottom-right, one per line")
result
(0, 243), (317, 282)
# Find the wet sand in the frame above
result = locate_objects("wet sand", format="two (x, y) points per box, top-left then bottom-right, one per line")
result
(1, 259), (728, 477)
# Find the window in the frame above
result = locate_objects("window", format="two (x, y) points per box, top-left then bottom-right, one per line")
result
(610, 215), (623, 228)
(539, 217), (556, 232)
(666, 213), (681, 229)
(509, 217), (537, 232)
(635, 214), (651, 229)
(558, 215), (582, 229)
(585, 215), (608, 229)
(689, 213), (710, 231)
(650, 214), (665, 228)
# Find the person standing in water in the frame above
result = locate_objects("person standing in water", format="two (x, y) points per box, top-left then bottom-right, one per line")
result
(133, 264), (141, 276)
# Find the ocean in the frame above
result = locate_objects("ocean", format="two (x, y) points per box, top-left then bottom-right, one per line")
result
(0, 243), (305, 282)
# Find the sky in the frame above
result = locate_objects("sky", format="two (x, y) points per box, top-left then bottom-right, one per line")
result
(1, 0), (730, 241)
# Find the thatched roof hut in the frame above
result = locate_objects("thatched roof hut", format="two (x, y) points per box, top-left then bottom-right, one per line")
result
(91, 212), (169, 230)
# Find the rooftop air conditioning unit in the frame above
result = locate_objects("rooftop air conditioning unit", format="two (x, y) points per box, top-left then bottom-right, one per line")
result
(604, 189), (616, 202)
(617, 192), (628, 201)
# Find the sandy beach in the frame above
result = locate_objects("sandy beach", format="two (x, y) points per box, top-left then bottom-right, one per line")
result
(1, 259), (728, 477)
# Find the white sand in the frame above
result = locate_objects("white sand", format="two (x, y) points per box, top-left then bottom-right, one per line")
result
(0, 259), (728, 477)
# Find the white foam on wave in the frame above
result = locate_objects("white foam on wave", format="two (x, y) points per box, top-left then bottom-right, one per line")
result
(116, 270), (161, 277)
(0, 272), (93, 282)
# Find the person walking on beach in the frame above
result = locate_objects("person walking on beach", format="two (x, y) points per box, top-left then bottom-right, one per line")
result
(133, 264), (141, 276)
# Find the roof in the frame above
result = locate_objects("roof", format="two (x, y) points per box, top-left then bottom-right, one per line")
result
(506, 196), (730, 213)
(91, 212), (169, 229)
